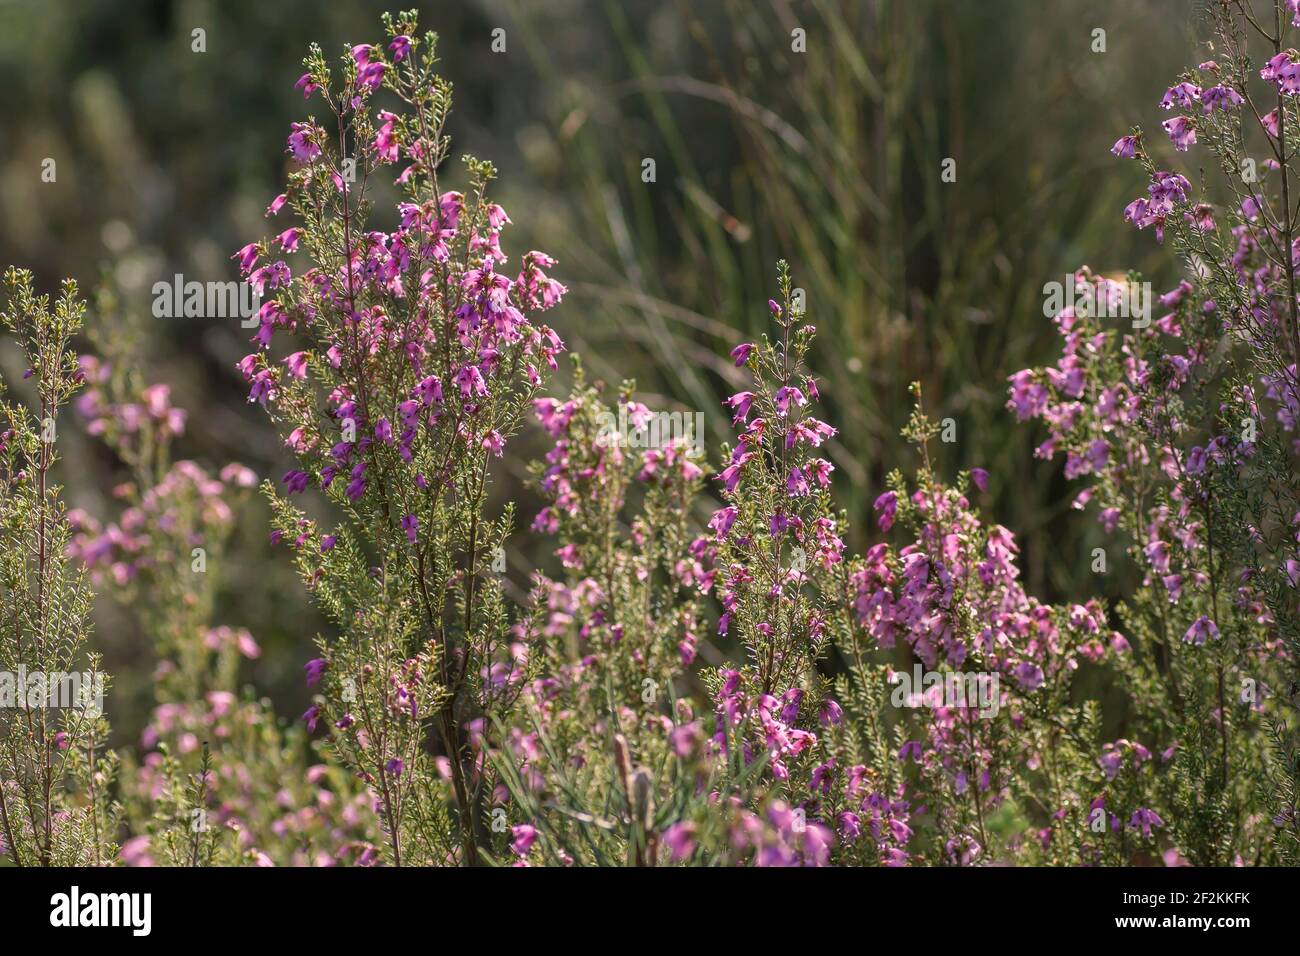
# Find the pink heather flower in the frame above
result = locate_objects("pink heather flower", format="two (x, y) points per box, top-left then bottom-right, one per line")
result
(220, 463), (257, 487)
(1183, 615), (1219, 646)
(1124, 199), (1159, 237)
(282, 470), (310, 494)
(1013, 662), (1045, 691)
(1187, 203), (1215, 231)
(454, 364), (488, 399)
(1201, 85), (1243, 113)
(415, 375), (443, 406)
(1129, 808), (1165, 839)
(118, 836), (152, 867)
(1162, 115), (1197, 152)
(873, 491), (898, 532)
(1085, 439), (1109, 471)
(970, 467), (988, 492)
(249, 260), (290, 297)
(669, 723), (698, 757)
(304, 658), (327, 686)
(725, 391), (756, 424)
(284, 351), (308, 380)
(533, 397), (574, 437)
(786, 418), (836, 449)
(397, 400), (420, 426)
(353, 48), (386, 89)
(810, 759), (835, 795)
(819, 699), (843, 727)
(1144, 540), (1170, 574)
(1007, 370), (1049, 419)
(294, 73), (318, 99)
(401, 514), (418, 543)
(1099, 508), (1121, 533)
(718, 451), (752, 494)
(302, 705), (320, 733)
(1110, 134), (1138, 158)
(275, 228), (301, 252)
(730, 342), (755, 366)
(287, 122), (321, 163)
(374, 110), (400, 163)
(511, 824), (537, 857)
(786, 466), (810, 498)
(321, 535), (337, 553)
(773, 386), (806, 417)
(1263, 51), (1300, 92)
(388, 35), (411, 61)
(482, 430), (505, 457)
(1149, 169), (1191, 208)
(359, 61), (386, 89)
(386, 758), (404, 778)
(266, 193), (287, 216)
(232, 243), (260, 273)
(236, 630), (261, 659)
(662, 822), (697, 862)
(709, 506), (738, 539)
(1159, 81), (1201, 110)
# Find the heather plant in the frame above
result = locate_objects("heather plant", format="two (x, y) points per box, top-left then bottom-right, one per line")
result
(491, 364), (718, 865)
(68, 294), (379, 866)
(1011, 266), (1292, 866)
(0, 268), (116, 866)
(239, 10), (566, 865)
(837, 395), (1125, 866)
(498, 266), (859, 867)
(1007, 0), (1300, 864)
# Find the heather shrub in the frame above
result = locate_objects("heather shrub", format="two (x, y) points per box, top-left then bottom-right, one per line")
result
(1010, 267), (1290, 865)
(0, 268), (116, 866)
(493, 364), (715, 865)
(1006, 0), (1300, 864)
(68, 294), (379, 866)
(839, 402), (1127, 866)
(494, 267), (858, 866)
(238, 10), (566, 865)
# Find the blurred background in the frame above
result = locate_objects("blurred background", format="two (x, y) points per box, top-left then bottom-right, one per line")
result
(0, 0), (1200, 744)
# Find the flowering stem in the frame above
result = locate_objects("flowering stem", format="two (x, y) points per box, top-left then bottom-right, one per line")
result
(1269, 1), (1300, 368)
